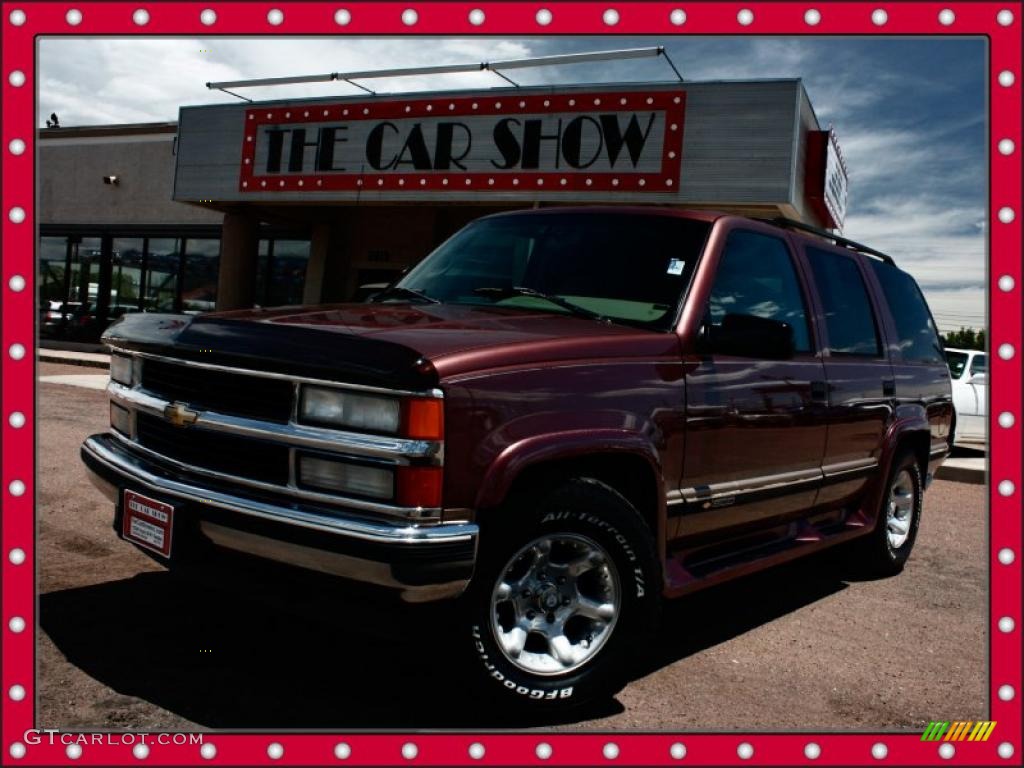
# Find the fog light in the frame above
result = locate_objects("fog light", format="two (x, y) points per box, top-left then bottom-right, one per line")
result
(298, 455), (394, 500)
(110, 403), (131, 435)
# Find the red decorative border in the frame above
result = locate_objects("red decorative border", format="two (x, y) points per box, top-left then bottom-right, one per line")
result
(239, 90), (686, 193)
(1, 2), (1020, 766)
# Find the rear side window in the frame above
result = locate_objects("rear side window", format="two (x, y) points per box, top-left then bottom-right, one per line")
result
(806, 247), (881, 357)
(869, 261), (945, 364)
(707, 230), (812, 353)
(970, 354), (987, 376)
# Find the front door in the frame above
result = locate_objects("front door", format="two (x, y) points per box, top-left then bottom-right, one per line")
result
(676, 228), (829, 541)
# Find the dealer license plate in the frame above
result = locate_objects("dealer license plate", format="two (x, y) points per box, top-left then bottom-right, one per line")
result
(122, 490), (174, 559)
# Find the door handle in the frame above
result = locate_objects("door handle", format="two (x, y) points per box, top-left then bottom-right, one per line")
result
(882, 378), (896, 397)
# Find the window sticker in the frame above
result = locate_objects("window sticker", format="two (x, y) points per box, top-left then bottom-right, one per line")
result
(667, 258), (685, 276)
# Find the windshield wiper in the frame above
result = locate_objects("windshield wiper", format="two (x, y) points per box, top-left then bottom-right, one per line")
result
(473, 286), (609, 323)
(369, 286), (440, 304)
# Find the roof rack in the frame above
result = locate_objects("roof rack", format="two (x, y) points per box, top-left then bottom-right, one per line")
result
(769, 217), (895, 265)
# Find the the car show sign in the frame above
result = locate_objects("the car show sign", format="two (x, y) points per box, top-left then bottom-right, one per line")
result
(237, 89), (686, 193)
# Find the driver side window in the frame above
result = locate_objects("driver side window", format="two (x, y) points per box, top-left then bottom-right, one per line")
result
(707, 230), (812, 353)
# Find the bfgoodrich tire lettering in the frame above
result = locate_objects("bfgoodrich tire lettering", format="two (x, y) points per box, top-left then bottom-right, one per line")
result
(465, 478), (659, 709)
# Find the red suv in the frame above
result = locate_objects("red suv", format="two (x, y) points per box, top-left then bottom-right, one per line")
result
(83, 208), (953, 708)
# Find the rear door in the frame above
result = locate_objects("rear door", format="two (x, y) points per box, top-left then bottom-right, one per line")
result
(677, 227), (828, 539)
(800, 245), (894, 507)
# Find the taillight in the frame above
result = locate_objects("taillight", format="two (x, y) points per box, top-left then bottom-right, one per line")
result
(402, 398), (444, 440)
(396, 466), (443, 508)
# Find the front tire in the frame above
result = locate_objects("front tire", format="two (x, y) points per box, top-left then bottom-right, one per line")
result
(464, 478), (660, 710)
(849, 451), (923, 577)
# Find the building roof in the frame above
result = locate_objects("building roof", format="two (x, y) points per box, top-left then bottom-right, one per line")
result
(38, 121), (178, 139)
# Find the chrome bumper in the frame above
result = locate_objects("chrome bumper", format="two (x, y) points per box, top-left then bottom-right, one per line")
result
(82, 434), (477, 602)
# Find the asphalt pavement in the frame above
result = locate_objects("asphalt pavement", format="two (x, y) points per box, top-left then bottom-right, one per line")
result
(36, 363), (987, 732)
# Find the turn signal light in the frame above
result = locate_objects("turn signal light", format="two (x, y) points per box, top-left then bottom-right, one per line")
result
(403, 398), (444, 440)
(396, 466), (443, 508)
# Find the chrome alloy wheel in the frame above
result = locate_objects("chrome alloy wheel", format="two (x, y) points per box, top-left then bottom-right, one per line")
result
(490, 533), (621, 676)
(886, 469), (916, 550)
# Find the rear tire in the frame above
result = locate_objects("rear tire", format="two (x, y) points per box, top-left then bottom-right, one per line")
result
(462, 478), (660, 710)
(849, 451), (923, 577)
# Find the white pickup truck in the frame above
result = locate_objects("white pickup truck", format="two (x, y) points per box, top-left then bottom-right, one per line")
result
(945, 348), (986, 447)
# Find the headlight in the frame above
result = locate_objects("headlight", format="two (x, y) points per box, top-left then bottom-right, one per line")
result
(299, 386), (401, 433)
(110, 402), (131, 435)
(298, 455), (394, 499)
(110, 354), (133, 386)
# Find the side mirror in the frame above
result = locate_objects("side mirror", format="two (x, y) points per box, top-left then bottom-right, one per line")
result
(700, 313), (796, 360)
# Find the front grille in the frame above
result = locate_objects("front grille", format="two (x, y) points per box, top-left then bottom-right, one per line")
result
(136, 413), (290, 486)
(141, 359), (293, 423)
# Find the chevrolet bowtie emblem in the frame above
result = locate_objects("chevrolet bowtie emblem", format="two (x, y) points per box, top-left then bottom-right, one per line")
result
(163, 401), (199, 428)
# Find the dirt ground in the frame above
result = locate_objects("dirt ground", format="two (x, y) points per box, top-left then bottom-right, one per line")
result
(35, 362), (987, 731)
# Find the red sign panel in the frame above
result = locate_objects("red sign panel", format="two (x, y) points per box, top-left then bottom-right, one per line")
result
(122, 490), (174, 559)
(238, 89), (685, 194)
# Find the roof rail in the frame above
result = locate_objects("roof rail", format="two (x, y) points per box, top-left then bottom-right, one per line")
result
(768, 217), (895, 265)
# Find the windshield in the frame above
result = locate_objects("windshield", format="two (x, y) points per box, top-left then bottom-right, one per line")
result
(945, 351), (969, 379)
(395, 212), (711, 331)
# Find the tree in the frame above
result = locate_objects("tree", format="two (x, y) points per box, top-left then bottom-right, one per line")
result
(941, 327), (985, 351)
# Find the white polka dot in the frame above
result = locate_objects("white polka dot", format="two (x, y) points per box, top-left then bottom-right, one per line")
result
(998, 206), (1015, 223)
(9, 616), (26, 633)
(9, 343), (26, 360)
(938, 9), (955, 25)
(999, 684), (1015, 700)
(998, 343), (1015, 360)
(449, 103), (455, 110)
(999, 138), (1016, 155)
(132, 9), (149, 26)
(537, 179), (544, 186)
(998, 274), (1016, 291)
(666, 179), (674, 186)
(66, 744), (82, 760)
(487, 178), (494, 185)
(8, 206), (25, 223)
(469, 9), (485, 25)
(8, 684), (25, 701)
(420, 179), (426, 185)
(200, 9), (216, 25)
(465, 179), (471, 185)
(611, 179), (618, 186)
(9, 70), (25, 87)
(9, 548), (26, 565)
(334, 742), (352, 759)
(9, 742), (26, 759)
(401, 743), (417, 759)
(9, 9), (26, 25)
(805, 9), (821, 25)
(998, 616), (1015, 632)
(200, 743), (216, 759)
(9, 275), (26, 292)
(468, 743), (484, 759)
(267, 742), (283, 759)
(668, 151), (676, 159)
(998, 742), (1014, 759)
(519, 100), (526, 108)
(998, 412), (1015, 428)
(402, 8), (417, 25)
(536, 8), (552, 26)
(805, 743), (821, 759)
(267, 8), (283, 25)
(536, 743), (552, 760)
(939, 743), (955, 759)
(9, 411), (26, 428)
(9, 480), (26, 497)
(998, 480), (1016, 496)
(594, 98), (601, 105)
(998, 548), (1015, 565)
(669, 743), (686, 759)
(638, 179), (646, 187)
(335, 9), (351, 26)
(872, 743), (888, 760)
(871, 9), (888, 25)
(585, 179), (592, 186)
(670, 9), (686, 25)
(133, 743), (149, 760)
(670, 123), (678, 131)
(737, 743), (753, 760)
(997, 9), (1014, 26)
(603, 743), (619, 759)
(568, 99), (575, 106)
(737, 9), (754, 25)
(495, 102), (502, 109)
(512, 179), (519, 185)
(998, 70), (1015, 87)
(603, 9), (619, 26)
(8, 138), (25, 155)
(65, 9), (82, 25)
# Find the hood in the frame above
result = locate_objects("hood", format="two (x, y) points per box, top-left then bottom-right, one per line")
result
(103, 303), (680, 387)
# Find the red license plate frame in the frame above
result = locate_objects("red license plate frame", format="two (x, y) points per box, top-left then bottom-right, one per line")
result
(122, 489), (174, 559)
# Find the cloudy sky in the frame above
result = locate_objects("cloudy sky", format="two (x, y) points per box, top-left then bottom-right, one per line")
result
(38, 36), (987, 330)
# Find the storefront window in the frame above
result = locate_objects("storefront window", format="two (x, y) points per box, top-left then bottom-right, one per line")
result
(111, 238), (145, 318)
(144, 238), (181, 312)
(39, 237), (68, 305)
(268, 240), (310, 306)
(181, 238), (220, 313)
